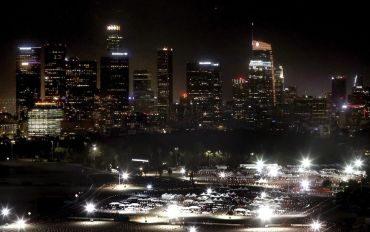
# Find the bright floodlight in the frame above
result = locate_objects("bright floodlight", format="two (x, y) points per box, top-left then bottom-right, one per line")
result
(1, 207), (10, 217)
(147, 184), (153, 190)
(261, 192), (267, 199)
(219, 172), (226, 178)
(301, 179), (310, 191)
(344, 164), (354, 174)
(121, 172), (129, 180)
(189, 226), (197, 232)
(85, 203), (96, 213)
(354, 159), (363, 168)
(207, 188), (212, 195)
(301, 157), (312, 169)
(256, 159), (264, 172)
(257, 205), (273, 221)
(310, 220), (322, 231)
(181, 168), (186, 174)
(15, 218), (26, 229)
(167, 204), (180, 218)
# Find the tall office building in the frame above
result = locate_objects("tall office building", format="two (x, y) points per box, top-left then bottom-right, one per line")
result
(65, 57), (97, 121)
(186, 61), (222, 127)
(43, 43), (67, 101)
(16, 46), (41, 120)
(247, 40), (275, 124)
(232, 76), (248, 120)
(100, 52), (129, 127)
(157, 47), (173, 118)
(274, 65), (285, 105)
(133, 70), (156, 114)
(331, 75), (346, 110)
(106, 24), (122, 51)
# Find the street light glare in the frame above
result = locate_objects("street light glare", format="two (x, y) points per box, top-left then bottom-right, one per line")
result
(121, 172), (129, 180)
(15, 218), (26, 229)
(301, 179), (310, 191)
(310, 220), (322, 231)
(1, 207), (10, 216)
(147, 184), (153, 190)
(257, 205), (273, 221)
(207, 188), (212, 195)
(181, 168), (186, 174)
(256, 159), (265, 172)
(85, 203), (96, 213)
(167, 204), (180, 218)
(354, 159), (363, 168)
(344, 164), (354, 174)
(189, 226), (197, 232)
(219, 172), (226, 178)
(261, 191), (267, 199)
(301, 157), (312, 168)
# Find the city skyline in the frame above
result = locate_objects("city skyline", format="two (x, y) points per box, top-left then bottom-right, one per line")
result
(1, 0), (369, 103)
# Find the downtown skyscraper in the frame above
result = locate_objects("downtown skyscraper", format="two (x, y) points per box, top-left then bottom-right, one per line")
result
(232, 76), (249, 120)
(186, 61), (222, 127)
(16, 46), (41, 120)
(133, 70), (156, 114)
(65, 57), (97, 121)
(247, 40), (275, 125)
(157, 47), (173, 120)
(43, 43), (67, 101)
(98, 24), (129, 129)
(331, 75), (346, 111)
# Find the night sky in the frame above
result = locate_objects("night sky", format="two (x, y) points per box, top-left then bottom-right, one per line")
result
(1, 0), (369, 105)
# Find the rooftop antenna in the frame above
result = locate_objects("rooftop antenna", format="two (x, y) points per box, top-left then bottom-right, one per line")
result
(251, 22), (254, 46)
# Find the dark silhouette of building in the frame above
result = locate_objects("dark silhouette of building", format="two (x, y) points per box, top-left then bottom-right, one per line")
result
(65, 57), (97, 121)
(186, 61), (222, 127)
(133, 70), (156, 114)
(43, 43), (67, 101)
(157, 47), (173, 119)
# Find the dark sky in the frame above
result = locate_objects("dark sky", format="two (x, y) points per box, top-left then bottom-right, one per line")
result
(1, 0), (370, 103)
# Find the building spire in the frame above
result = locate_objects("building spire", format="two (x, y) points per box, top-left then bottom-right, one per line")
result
(251, 22), (254, 46)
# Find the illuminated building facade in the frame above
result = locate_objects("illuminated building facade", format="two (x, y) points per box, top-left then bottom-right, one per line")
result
(100, 52), (129, 128)
(106, 24), (122, 51)
(0, 112), (18, 138)
(133, 70), (156, 114)
(232, 76), (248, 120)
(186, 61), (222, 127)
(157, 47), (173, 119)
(247, 40), (275, 125)
(16, 46), (41, 120)
(44, 43), (67, 100)
(28, 102), (64, 137)
(65, 57), (97, 121)
(274, 65), (285, 105)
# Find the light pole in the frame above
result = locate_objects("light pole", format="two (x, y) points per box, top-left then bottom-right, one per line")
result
(10, 140), (15, 160)
(50, 140), (54, 161)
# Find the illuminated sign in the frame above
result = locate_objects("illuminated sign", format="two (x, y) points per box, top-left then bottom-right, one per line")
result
(249, 60), (272, 67)
(19, 47), (32, 50)
(107, 25), (120, 31)
(112, 52), (128, 56)
(199, 61), (219, 66)
(21, 62), (29, 66)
